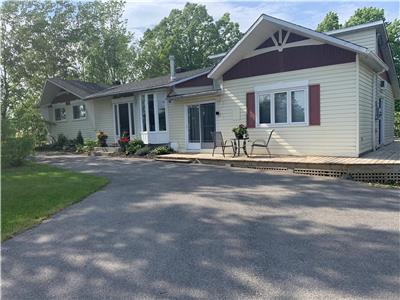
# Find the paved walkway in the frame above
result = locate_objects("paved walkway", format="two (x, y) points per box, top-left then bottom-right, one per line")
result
(2, 154), (400, 299)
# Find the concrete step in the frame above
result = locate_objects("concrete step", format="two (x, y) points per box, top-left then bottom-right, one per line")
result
(155, 157), (193, 164)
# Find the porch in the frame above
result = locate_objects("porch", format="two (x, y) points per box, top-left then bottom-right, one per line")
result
(156, 141), (400, 183)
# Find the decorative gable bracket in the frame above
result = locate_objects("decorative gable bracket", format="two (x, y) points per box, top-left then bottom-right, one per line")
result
(271, 29), (291, 52)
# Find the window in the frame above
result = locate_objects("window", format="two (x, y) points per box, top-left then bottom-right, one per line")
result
(114, 104), (119, 136)
(158, 98), (166, 131)
(274, 92), (287, 123)
(139, 93), (168, 133)
(259, 94), (271, 124)
(291, 90), (305, 123)
(55, 107), (66, 121)
(129, 102), (135, 135)
(148, 94), (155, 131)
(72, 104), (86, 120)
(141, 95), (147, 131)
(257, 85), (307, 126)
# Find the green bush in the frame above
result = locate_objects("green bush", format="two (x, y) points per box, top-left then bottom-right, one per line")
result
(150, 145), (173, 155)
(56, 134), (68, 147)
(1, 119), (35, 167)
(126, 138), (145, 154)
(75, 144), (84, 153)
(394, 112), (400, 138)
(76, 131), (84, 145)
(83, 140), (97, 152)
(2, 136), (35, 167)
(135, 146), (151, 156)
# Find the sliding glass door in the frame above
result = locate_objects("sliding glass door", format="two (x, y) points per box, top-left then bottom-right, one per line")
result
(187, 102), (215, 150)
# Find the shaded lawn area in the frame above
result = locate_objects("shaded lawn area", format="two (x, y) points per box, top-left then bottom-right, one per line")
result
(1, 163), (109, 241)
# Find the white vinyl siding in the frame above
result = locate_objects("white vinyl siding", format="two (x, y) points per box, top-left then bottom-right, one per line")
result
(168, 94), (220, 151)
(358, 61), (374, 154)
(333, 29), (377, 53)
(93, 98), (116, 141)
(168, 63), (358, 156)
(48, 100), (96, 141)
(219, 63), (358, 156)
(382, 80), (395, 145)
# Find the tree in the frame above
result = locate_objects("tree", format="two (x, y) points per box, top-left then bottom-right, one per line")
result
(76, 0), (136, 84)
(135, 3), (242, 79)
(344, 7), (385, 27)
(316, 11), (340, 32)
(386, 19), (400, 81)
(0, 0), (135, 144)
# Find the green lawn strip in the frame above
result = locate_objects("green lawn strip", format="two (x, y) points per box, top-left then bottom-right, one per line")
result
(1, 163), (109, 241)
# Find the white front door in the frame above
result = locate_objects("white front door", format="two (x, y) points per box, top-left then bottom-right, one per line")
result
(186, 102), (216, 150)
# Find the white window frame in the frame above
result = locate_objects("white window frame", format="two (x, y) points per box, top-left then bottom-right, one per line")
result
(72, 103), (87, 121)
(139, 92), (168, 133)
(54, 105), (67, 122)
(255, 81), (309, 128)
(112, 98), (136, 139)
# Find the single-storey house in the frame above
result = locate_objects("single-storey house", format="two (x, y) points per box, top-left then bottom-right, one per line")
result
(39, 14), (399, 157)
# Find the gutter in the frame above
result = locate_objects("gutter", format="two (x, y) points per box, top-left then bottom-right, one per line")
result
(167, 89), (222, 100)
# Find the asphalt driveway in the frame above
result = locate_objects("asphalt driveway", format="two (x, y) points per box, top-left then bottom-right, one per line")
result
(2, 154), (400, 299)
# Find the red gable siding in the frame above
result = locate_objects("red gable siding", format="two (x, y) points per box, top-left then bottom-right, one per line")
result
(175, 74), (213, 88)
(223, 44), (356, 81)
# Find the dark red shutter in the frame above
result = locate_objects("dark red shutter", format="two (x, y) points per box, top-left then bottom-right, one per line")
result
(246, 92), (255, 128)
(309, 85), (320, 126)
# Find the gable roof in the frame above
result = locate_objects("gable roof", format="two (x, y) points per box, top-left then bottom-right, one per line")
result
(48, 78), (108, 99)
(325, 21), (383, 35)
(85, 67), (212, 100)
(208, 14), (388, 80)
(327, 21), (399, 97)
(39, 78), (109, 107)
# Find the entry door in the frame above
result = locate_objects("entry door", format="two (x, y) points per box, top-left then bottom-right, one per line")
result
(187, 103), (216, 150)
(375, 98), (384, 147)
(118, 103), (130, 136)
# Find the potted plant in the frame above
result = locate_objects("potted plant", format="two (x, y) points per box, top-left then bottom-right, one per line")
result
(96, 131), (108, 147)
(232, 124), (248, 139)
(118, 131), (130, 152)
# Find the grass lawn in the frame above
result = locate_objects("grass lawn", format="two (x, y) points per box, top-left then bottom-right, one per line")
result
(1, 163), (109, 241)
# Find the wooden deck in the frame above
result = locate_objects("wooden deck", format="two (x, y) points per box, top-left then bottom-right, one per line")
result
(161, 141), (400, 166)
(157, 141), (399, 183)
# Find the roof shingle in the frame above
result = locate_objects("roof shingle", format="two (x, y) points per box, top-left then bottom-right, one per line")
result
(84, 67), (212, 100)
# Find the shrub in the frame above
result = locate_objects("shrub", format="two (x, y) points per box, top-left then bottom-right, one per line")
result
(83, 140), (97, 152)
(1, 136), (35, 167)
(150, 146), (173, 155)
(75, 144), (84, 153)
(126, 138), (145, 154)
(135, 146), (151, 156)
(56, 134), (68, 148)
(395, 112), (400, 138)
(76, 131), (84, 145)
(1, 119), (35, 167)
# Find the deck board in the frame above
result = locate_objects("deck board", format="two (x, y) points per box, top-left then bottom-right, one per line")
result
(164, 141), (400, 166)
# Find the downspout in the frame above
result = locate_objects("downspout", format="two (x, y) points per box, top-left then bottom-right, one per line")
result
(372, 73), (377, 151)
(355, 54), (360, 156)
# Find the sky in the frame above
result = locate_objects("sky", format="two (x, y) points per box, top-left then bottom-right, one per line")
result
(123, 0), (400, 38)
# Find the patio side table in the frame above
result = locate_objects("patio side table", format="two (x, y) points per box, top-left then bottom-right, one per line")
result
(232, 137), (249, 157)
